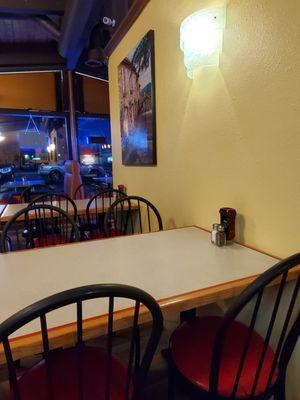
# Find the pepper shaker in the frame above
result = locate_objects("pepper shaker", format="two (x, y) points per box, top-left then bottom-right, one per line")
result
(216, 224), (226, 247)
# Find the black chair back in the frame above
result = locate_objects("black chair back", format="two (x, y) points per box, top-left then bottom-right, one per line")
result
(104, 196), (163, 237)
(28, 193), (77, 221)
(74, 183), (103, 200)
(0, 284), (163, 400)
(210, 253), (300, 399)
(20, 184), (54, 203)
(0, 204), (80, 252)
(84, 189), (126, 235)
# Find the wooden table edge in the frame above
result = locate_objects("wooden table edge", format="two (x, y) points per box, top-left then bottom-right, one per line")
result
(0, 201), (138, 223)
(1, 264), (299, 365)
(192, 225), (282, 260)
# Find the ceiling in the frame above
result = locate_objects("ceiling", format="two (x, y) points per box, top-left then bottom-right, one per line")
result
(0, 0), (133, 80)
(0, 19), (55, 45)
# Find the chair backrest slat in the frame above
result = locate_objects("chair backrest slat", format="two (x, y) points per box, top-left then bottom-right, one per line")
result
(105, 296), (114, 400)
(104, 196), (163, 238)
(74, 183), (103, 200)
(266, 273), (300, 391)
(85, 189), (126, 236)
(0, 204), (80, 253)
(231, 289), (264, 397)
(137, 201), (142, 233)
(250, 272), (288, 397)
(40, 314), (49, 355)
(210, 253), (300, 399)
(147, 205), (151, 232)
(3, 337), (20, 400)
(77, 301), (83, 344)
(20, 184), (52, 203)
(0, 284), (163, 400)
(29, 193), (78, 222)
(126, 301), (140, 400)
(128, 200), (134, 234)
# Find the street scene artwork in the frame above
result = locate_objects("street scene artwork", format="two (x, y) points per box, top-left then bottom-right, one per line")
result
(118, 30), (156, 165)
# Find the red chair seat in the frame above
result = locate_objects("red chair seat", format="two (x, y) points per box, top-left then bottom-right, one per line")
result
(8, 345), (132, 400)
(169, 316), (279, 399)
(89, 230), (122, 240)
(10, 195), (21, 204)
(34, 235), (69, 248)
(89, 230), (106, 240)
(107, 229), (122, 237)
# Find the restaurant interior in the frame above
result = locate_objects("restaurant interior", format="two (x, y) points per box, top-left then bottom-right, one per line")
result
(0, 0), (299, 399)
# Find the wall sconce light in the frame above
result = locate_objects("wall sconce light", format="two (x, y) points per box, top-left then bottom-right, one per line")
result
(180, 6), (226, 78)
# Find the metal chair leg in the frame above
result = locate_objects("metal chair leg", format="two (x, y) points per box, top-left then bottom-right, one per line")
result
(274, 381), (286, 400)
(168, 363), (176, 400)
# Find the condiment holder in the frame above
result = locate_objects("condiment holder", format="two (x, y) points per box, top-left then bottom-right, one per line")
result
(211, 207), (237, 247)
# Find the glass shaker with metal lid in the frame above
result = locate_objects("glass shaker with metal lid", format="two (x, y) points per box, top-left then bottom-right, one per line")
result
(216, 224), (226, 247)
(211, 223), (219, 244)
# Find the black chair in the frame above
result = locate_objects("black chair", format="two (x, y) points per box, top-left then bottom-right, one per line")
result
(28, 193), (78, 221)
(168, 253), (300, 400)
(0, 283), (164, 400)
(0, 204), (80, 252)
(80, 189), (126, 240)
(20, 184), (55, 203)
(104, 196), (163, 238)
(74, 182), (103, 200)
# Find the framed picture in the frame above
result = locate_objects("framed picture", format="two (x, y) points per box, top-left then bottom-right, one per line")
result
(118, 30), (156, 165)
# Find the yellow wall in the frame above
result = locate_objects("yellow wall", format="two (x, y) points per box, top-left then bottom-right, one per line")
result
(83, 77), (110, 115)
(109, 0), (300, 259)
(109, 1), (300, 397)
(0, 73), (56, 110)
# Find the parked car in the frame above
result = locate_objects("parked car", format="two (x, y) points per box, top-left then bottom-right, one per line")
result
(0, 165), (14, 184)
(39, 162), (106, 184)
(19, 162), (38, 172)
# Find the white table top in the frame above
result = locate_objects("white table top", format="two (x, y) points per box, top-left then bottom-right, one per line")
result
(0, 204), (6, 217)
(0, 227), (278, 336)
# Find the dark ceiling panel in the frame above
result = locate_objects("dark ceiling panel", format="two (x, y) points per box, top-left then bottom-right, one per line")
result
(0, 19), (55, 44)
(0, 0), (132, 76)
(0, 48), (65, 67)
(0, 0), (65, 16)
(58, 0), (106, 69)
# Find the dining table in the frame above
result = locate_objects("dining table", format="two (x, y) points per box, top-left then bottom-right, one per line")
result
(0, 205), (6, 218)
(0, 179), (45, 192)
(0, 197), (116, 222)
(0, 226), (299, 364)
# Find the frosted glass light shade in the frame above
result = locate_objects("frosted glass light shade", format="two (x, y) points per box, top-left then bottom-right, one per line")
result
(180, 7), (226, 78)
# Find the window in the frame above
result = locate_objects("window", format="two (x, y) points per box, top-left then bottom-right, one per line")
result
(0, 113), (69, 188)
(77, 116), (112, 181)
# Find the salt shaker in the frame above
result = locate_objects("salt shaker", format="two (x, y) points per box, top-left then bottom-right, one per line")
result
(216, 224), (226, 247)
(211, 223), (219, 244)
